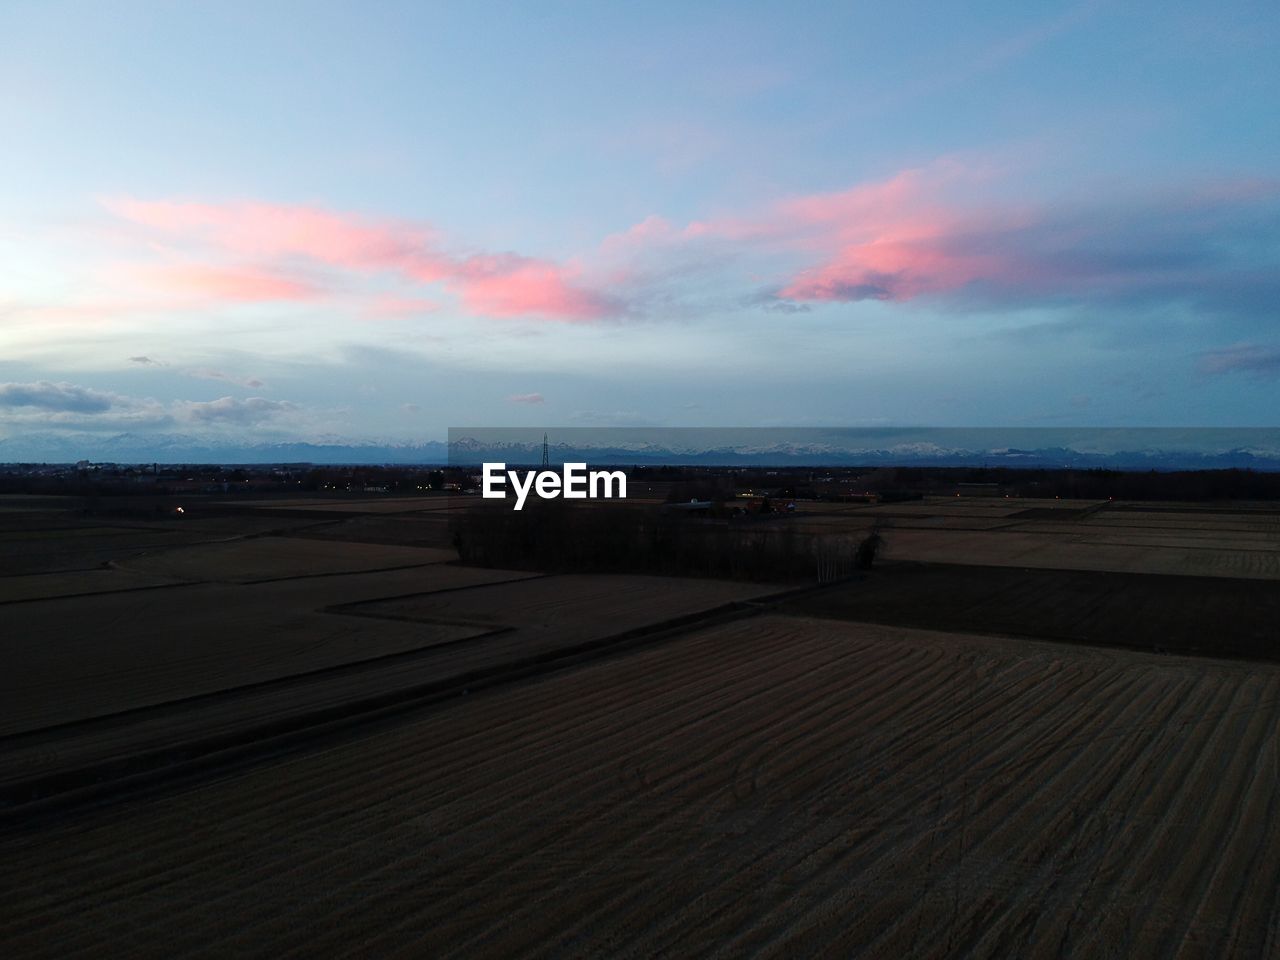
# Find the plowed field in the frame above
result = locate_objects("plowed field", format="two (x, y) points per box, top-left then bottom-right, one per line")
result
(0, 564), (527, 734)
(4, 616), (1277, 958)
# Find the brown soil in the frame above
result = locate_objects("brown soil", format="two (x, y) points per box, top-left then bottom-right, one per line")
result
(782, 562), (1280, 660)
(3, 617), (1277, 958)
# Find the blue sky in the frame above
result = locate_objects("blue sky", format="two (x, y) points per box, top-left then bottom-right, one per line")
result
(1, 1), (1278, 455)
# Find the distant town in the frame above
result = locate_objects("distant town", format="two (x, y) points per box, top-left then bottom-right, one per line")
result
(4, 460), (1280, 505)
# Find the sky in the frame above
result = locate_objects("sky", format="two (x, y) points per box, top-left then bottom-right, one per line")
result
(2, 0), (1278, 456)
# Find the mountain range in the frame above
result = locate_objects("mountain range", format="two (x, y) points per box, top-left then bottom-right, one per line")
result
(5, 431), (1280, 471)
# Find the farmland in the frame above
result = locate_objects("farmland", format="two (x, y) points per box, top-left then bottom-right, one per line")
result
(3, 616), (1279, 958)
(788, 497), (1280, 580)
(782, 563), (1280, 661)
(2, 489), (1280, 956)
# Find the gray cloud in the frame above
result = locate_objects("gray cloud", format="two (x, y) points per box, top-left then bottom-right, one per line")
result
(1200, 344), (1280, 378)
(177, 396), (298, 424)
(0, 380), (307, 435)
(697, 177), (1280, 335)
(743, 289), (812, 314)
(933, 186), (1280, 323)
(188, 368), (266, 389)
(819, 281), (894, 302)
(0, 381), (116, 413)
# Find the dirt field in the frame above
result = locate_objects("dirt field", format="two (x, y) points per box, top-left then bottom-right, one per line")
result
(0, 567), (179, 603)
(879, 527), (1280, 579)
(3, 615), (1277, 958)
(231, 496), (464, 514)
(0, 523), (204, 576)
(0, 561), (779, 798)
(783, 562), (1280, 660)
(286, 513), (455, 548)
(340, 573), (777, 642)
(0, 498), (783, 795)
(0, 564), (531, 735)
(779, 497), (1280, 580)
(0, 498), (328, 576)
(4, 492), (1280, 956)
(114, 536), (457, 582)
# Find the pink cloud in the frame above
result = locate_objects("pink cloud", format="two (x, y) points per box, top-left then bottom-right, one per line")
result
(509, 392), (545, 404)
(778, 228), (1010, 302)
(773, 169), (936, 230)
(594, 162), (996, 303)
(452, 254), (614, 321)
(607, 161), (1068, 304)
(125, 263), (317, 302)
(9, 299), (143, 326)
(86, 165), (1278, 326)
(599, 215), (680, 254)
(101, 173), (1004, 319)
(101, 198), (434, 270)
(698, 164), (1018, 302)
(768, 172), (1279, 306)
(102, 197), (616, 321)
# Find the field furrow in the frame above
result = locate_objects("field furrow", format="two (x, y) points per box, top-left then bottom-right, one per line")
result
(4, 613), (1279, 959)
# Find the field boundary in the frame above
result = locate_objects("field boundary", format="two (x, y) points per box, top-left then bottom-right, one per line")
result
(0, 624), (511, 746)
(0, 575), (851, 820)
(0, 572), (550, 745)
(780, 560), (1280, 663)
(0, 576), (198, 606)
(233, 559), (453, 585)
